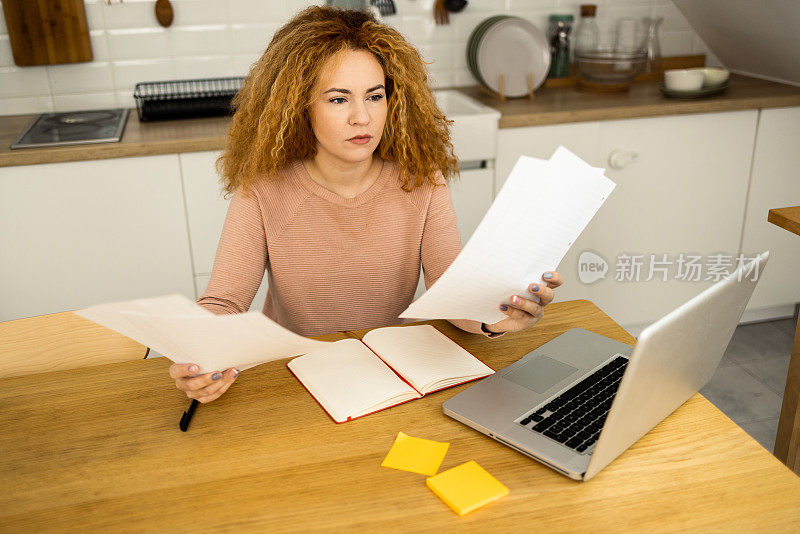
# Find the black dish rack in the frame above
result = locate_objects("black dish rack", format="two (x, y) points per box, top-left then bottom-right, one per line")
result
(133, 77), (246, 121)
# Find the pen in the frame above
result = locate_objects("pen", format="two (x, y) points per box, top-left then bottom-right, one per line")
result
(179, 399), (199, 432)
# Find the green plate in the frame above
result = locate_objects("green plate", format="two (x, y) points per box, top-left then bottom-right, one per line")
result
(658, 81), (731, 99)
(467, 15), (510, 87)
(468, 16), (510, 86)
(467, 16), (498, 84)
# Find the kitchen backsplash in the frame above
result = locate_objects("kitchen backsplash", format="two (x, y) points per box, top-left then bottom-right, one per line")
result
(0, 0), (720, 115)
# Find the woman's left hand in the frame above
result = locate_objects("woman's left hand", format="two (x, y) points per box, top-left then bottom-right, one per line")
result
(483, 271), (564, 334)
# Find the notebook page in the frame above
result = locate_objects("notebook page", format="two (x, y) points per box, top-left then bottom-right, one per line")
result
(362, 325), (494, 395)
(400, 146), (615, 324)
(118, 309), (330, 373)
(287, 338), (421, 423)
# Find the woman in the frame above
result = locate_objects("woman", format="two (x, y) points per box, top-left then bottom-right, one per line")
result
(170, 6), (563, 403)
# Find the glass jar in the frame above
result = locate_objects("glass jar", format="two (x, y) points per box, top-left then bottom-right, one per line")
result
(574, 4), (599, 53)
(548, 14), (574, 79)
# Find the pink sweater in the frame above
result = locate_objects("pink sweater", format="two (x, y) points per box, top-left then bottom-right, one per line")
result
(197, 158), (497, 338)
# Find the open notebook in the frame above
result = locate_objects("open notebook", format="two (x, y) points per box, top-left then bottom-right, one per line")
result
(287, 325), (494, 423)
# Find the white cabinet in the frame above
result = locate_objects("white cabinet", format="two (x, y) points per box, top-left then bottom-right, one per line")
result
(740, 106), (800, 314)
(179, 151), (228, 276)
(497, 111), (759, 330)
(590, 111), (757, 328)
(179, 151), (268, 310)
(0, 155), (195, 321)
(449, 166), (494, 244)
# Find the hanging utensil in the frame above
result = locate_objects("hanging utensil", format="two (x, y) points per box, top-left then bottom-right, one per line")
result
(444, 0), (468, 13)
(434, 0), (449, 25)
(370, 0), (396, 16)
(155, 0), (174, 28)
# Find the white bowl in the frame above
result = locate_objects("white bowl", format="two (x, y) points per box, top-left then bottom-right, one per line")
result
(700, 67), (730, 87)
(664, 69), (705, 91)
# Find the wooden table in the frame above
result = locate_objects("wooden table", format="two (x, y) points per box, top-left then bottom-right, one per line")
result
(769, 206), (800, 473)
(2, 300), (799, 532)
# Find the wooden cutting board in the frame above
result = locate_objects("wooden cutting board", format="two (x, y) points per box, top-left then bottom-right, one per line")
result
(2, 0), (93, 66)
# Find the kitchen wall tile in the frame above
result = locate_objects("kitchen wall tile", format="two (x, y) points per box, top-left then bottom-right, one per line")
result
(510, 0), (556, 10)
(171, 25), (230, 57)
(454, 67), (478, 87)
(594, 4), (652, 46)
(0, 65), (51, 98)
(101, 0), (161, 30)
(659, 29), (694, 57)
(0, 4), (7, 35)
(401, 15), (454, 45)
(170, 0), (230, 27)
(0, 96), (54, 116)
(90, 30), (110, 61)
(453, 41), (469, 70)
(426, 69), (454, 88)
(392, 0), (438, 17)
(508, 9), (552, 33)
(116, 90), (138, 110)
(48, 61), (115, 94)
(652, 1), (693, 32)
(229, 23), (280, 55)
(381, 14), (403, 32)
(563, 0), (649, 6)
(229, 0), (292, 24)
(84, 0), (106, 32)
(52, 91), (118, 112)
(452, 12), (491, 44)
(173, 55), (234, 79)
(692, 34), (723, 68)
(232, 53), (262, 76)
(466, 0), (506, 12)
(417, 43), (454, 74)
(0, 35), (13, 67)
(107, 28), (172, 60)
(112, 58), (175, 93)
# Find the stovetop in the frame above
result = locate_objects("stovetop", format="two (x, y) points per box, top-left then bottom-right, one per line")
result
(10, 108), (129, 150)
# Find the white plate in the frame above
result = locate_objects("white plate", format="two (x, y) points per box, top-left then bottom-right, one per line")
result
(477, 17), (550, 97)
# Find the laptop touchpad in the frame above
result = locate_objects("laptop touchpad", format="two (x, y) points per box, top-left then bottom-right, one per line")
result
(504, 355), (578, 394)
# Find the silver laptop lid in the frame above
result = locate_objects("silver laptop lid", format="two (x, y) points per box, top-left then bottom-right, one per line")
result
(584, 251), (770, 480)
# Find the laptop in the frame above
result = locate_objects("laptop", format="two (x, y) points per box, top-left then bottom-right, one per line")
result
(443, 251), (770, 481)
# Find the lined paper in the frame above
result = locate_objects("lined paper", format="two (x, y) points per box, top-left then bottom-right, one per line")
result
(362, 325), (493, 394)
(287, 339), (420, 422)
(400, 146), (615, 324)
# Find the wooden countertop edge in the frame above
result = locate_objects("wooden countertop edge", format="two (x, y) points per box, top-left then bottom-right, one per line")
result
(1, 136), (227, 167)
(768, 206), (800, 237)
(498, 94), (800, 128)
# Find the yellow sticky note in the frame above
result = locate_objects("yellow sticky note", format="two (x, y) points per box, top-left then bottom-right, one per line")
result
(426, 460), (509, 516)
(380, 432), (450, 476)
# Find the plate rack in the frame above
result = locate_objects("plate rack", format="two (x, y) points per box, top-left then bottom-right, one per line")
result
(476, 73), (537, 102)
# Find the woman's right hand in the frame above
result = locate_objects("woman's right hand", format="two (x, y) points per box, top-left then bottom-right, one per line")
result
(169, 363), (239, 403)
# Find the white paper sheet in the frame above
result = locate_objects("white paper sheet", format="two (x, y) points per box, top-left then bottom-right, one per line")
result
(75, 294), (331, 373)
(400, 146), (616, 324)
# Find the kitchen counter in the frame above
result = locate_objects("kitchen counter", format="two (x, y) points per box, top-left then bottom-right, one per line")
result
(2, 73), (799, 168)
(456, 73), (800, 128)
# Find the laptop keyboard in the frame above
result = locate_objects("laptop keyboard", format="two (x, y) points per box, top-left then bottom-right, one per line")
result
(518, 355), (629, 453)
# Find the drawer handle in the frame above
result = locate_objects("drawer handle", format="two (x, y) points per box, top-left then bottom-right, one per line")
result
(608, 150), (639, 170)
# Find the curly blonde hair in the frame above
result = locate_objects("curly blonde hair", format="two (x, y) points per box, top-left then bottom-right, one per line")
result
(217, 6), (459, 196)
